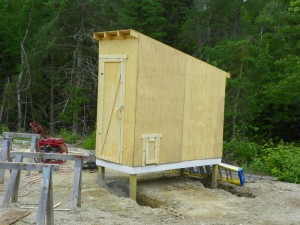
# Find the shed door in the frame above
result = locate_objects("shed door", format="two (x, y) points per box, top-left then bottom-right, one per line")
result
(98, 55), (127, 163)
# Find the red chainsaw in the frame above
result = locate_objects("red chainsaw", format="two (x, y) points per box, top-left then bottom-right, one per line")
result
(30, 122), (68, 164)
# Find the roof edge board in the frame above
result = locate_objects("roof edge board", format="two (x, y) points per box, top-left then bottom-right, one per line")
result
(93, 29), (138, 41)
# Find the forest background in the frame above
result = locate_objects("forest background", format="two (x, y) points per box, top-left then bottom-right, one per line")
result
(0, 0), (299, 182)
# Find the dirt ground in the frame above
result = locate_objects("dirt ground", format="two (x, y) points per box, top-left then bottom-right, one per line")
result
(1, 144), (300, 225)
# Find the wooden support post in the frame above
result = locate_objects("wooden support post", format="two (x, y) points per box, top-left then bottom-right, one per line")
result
(37, 166), (53, 225)
(2, 155), (23, 207)
(71, 158), (82, 212)
(129, 174), (137, 201)
(26, 135), (38, 176)
(179, 168), (185, 177)
(0, 139), (10, 183)
(46, 170), (54, 225)
(211, 164), (218, 189)
(99, 166), (105, 180)
(11, 155), (23, 203)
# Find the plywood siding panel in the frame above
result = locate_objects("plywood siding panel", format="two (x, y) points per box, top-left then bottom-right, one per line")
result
(95, 39), (138, 166)
(134, 34), (186, 166)
(182, 56), (228, 160)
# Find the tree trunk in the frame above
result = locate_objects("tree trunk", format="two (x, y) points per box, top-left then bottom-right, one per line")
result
(50, 73), (55, 135)
(232, 45), (244, 139)
(50, 55), (55, 135)
(17, 12), (32, 131)
(0, 77), (9, 123)
(72, 0), (85, 134)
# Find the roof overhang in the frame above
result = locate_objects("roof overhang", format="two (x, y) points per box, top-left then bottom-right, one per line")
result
(93, 29), (139, 41)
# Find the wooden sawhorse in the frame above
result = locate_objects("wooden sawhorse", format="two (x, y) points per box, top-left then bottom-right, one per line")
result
(10, 152), (92, 211)
(0, 157), (59, 225)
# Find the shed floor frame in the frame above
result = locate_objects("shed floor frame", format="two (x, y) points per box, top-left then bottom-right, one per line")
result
(96, 158), (221, 175)
(96, 158), (221, 200)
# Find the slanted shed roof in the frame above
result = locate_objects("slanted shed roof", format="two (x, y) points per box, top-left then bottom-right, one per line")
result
(93, 29), (230, 78)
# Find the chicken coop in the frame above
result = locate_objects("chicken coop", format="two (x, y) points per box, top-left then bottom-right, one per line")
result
(93, 29), (230, 199)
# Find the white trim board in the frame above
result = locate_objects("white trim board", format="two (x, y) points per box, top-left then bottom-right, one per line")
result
(96, 158), (221, 175)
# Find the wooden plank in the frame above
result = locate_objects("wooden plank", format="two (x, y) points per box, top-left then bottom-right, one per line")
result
(2, 155), (23, 207)
(37, 166), (51, 225)
(129, 174), (137, 201)
(93, 29), (138, 41)
(0, 162), (59, 172)
(99, 166), (105, 180)
(46, 171), (54, 225)
(0, 209), (31, 225)
(71, 158), (82, 211)
(10, 152), (91, 161)
(134, 33), (186, 166)
(2, 132), (40, 139)
(0, 139), (10, 183)
(211, 164), (219, 189)
(95, 38), (139, 167)
(11, 155), (23, 203)
(26, 136), (38, 176)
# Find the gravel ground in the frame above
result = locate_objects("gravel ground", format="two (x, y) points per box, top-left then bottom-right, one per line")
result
(0, 144), (300, 225)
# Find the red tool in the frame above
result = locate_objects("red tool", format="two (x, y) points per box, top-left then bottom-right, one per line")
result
(30, 122), (68, 163)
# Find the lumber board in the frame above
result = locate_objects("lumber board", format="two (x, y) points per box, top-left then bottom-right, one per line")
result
(37, 166), (51, 225)
(46, 171), (54, 225)
(10, 152), (91, 161)
(0, 162), (59, 171)
(2, 132), (40, 139)
(71, 158), (82, 211)
(129, 174), (137, 201)
(0, 209), (31, 225)
(211, 165), (219, 189)
(135, 34), (186, 165)
(26, 135), (38, 176)
(2, 155), (23, 207)
(0, 139), (10, 183)
(11, 155), (23, 203)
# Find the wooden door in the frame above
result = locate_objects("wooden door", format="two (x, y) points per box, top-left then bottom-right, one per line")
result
(98, 55), (127, 163)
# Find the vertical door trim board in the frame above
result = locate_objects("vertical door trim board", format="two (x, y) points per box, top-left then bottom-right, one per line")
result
(99, 55), (127, 163)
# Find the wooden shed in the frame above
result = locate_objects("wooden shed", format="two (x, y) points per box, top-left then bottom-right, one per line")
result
(93, 29), (230, 199)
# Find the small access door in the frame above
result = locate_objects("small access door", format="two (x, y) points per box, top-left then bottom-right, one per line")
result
(97, 55), (127, 163)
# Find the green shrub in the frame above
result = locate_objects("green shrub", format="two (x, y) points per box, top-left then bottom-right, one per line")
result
(81, 131), (96, 150)
(59, 128), (79, 144)
(0, 123), (9, 134)
(223, 139), (262, 166)
(263, 145), (300, 183)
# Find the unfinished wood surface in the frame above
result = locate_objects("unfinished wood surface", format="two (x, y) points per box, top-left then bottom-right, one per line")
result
(11, 155), (23, 203)
(94, 29), (229, 167)
(0, 139), (11, 183)
(46, 171), (54, 225)
(71, 158), (82, 211)
(0, 209), (31, 225)
(129, 174), (137, 201)
(10, 152), (91, 161)
(95, 38), (139, 166)
(182, 56), (228, 161)
(2, 155), (23, 207)
(211, 164), (219, 189)
(134, 34), (186, 166)
(2, 132), (40, 139)
(99, 60), (123, 163)
(37, 166), (52, 225)
(26, 135), (38, 176)
(0, 161), (59, 171)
